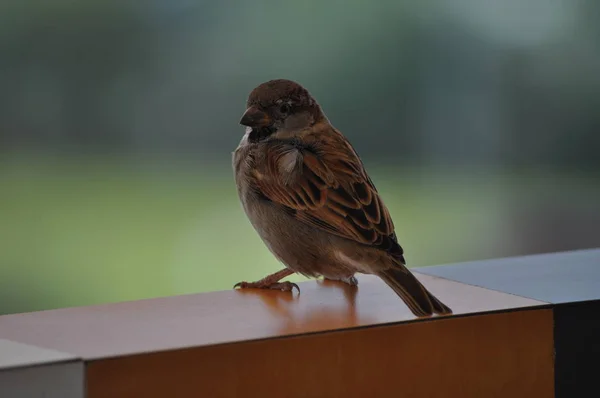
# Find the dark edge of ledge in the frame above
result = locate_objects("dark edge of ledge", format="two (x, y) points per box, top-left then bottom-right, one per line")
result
(553, 299), (600, 398)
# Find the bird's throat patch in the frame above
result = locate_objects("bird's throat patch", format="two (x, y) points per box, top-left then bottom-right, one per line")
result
(248, 127), (275, 143)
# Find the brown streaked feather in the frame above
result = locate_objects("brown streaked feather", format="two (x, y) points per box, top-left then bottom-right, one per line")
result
(251, 125), (406, 265)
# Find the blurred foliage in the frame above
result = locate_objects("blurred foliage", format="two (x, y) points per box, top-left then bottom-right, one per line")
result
(0, 0), (599, 314)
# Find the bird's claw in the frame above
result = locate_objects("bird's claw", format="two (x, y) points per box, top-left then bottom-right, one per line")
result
(280, 282), (300, 293)
(233, 281), (300, 293)
(342, 276), (359, 286)
(233, 281), (245, 289)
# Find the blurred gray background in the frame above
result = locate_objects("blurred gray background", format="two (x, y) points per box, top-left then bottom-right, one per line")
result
(1, 0), (599, 315)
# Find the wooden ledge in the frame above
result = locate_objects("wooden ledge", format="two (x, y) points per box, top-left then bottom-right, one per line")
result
(0, 273), (545, 361)
(1, 248), (598, 397)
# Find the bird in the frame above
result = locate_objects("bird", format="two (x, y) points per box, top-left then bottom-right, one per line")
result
(232, 78), (452, 317)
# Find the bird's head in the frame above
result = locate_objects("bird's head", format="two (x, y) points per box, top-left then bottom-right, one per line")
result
(239, 79), (325, 142)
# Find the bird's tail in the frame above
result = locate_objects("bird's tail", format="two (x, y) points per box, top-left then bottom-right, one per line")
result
(376, 267), (453, 317)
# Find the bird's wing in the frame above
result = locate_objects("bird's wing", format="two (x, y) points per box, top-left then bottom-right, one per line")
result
(255, 131), (406, 264)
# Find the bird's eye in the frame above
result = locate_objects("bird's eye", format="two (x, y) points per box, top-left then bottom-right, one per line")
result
(279, 104), (290, 114)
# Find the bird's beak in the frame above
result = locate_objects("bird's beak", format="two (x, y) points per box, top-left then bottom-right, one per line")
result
(239, 106), (271, 128)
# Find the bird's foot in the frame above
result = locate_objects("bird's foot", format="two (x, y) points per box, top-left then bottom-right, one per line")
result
(325, 275), (358, 286)
(233, 268), (299, 293)
(233, 280), (300, 292)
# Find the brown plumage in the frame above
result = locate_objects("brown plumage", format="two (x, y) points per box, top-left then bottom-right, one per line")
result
(232, 79), (452, 317)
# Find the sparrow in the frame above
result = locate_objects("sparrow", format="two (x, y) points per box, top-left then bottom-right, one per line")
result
(232, 79), (452, 317)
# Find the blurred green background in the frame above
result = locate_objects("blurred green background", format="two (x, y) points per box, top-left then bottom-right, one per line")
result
(1, 0), (599, 315)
